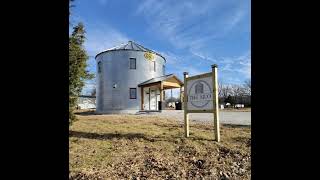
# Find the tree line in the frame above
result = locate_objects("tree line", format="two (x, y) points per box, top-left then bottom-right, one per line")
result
(218, 79), (251, 107)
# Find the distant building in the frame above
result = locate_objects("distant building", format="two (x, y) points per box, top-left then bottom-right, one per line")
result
(234, 104), (245, 108)
(77, 95), (96, 110)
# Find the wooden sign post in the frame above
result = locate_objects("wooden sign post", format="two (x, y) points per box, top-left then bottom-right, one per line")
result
(183, 72), (189, 137)
(212, 64), (220, 142)
(183, 64), (220, 142)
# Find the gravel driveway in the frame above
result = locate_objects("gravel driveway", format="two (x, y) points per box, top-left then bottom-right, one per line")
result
(139, 110), (251, 125)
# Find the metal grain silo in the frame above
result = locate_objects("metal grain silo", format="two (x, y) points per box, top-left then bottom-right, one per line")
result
(95, 41), (174, 114)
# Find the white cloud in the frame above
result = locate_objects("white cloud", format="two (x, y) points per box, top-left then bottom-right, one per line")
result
(136, 0), (247, 51)
(158, 49), (251, 84)
(71, 16), (129, 57)
(84, 25), (129, 57)
(156, 50), (207, 78)
(221, 63), (233, 72)
(135, 0), (250, 83)
(218, 50), (251, 79)
(189, 50), (219, 63)
(228, 9), (245, 29)
(156, 50), (182, 66)
(189, 48), (251, 80)
(237, 57), (251, 78)
(71, 17), (129, 94)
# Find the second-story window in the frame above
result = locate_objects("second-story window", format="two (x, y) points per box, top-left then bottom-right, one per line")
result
(129, 58), (136, 69)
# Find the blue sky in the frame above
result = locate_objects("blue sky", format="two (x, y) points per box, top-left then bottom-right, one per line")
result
(69, 0), (251, 95)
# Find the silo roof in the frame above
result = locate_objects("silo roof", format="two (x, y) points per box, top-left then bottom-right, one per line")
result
(95, 41), (166, 61)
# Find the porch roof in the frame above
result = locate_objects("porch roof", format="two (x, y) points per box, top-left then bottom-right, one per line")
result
(138, 74), (183, 88)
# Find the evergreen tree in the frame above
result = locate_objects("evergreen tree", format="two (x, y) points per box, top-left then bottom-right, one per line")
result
(69, 23), (94, 125)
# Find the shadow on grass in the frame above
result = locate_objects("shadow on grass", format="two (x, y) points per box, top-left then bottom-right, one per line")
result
(74, 110), (100, 116)
(222, 124), (251, 128)
(187, 136), (214, 141)
(70, 130), (150, 141)
(69, 130), (212, 144)
(152, 123), (183, 129)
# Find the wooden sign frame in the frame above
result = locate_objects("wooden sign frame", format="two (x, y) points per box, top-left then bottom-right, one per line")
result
(183, 64), (220, 142)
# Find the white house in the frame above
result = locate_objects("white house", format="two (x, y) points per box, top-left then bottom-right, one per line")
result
(77, 95), (96, 109)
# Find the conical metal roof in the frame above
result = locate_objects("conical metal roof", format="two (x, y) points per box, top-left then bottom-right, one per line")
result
(95, 41), (166, 61)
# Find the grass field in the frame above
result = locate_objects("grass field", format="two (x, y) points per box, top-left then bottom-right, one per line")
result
(69, 112), (251, 179)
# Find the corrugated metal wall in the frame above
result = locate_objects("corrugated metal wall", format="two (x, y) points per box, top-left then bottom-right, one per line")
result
(96, 50), (165, 113)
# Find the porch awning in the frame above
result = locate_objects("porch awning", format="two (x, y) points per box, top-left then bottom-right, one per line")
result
(138, 74), (183, 89)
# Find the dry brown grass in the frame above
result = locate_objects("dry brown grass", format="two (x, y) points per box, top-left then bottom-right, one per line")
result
(69, 112), (251, 179)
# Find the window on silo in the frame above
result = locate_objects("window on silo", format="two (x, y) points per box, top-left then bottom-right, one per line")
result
(98, 61), (102, 73)
(129, 58), (136, 69)
(153, 61), (156, 72)
(129, 88), (137, 99)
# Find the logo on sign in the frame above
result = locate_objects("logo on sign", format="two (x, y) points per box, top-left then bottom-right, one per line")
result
(144, 52), (154, 61)
(188, 80), (212, 108)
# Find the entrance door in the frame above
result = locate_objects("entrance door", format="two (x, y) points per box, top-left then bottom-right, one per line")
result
(143, 88), (150, 110)
(149, 89), (157, 110)
(143, 87), (159, 111)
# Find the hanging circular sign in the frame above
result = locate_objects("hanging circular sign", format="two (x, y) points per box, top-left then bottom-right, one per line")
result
(144, 52), (154, 61)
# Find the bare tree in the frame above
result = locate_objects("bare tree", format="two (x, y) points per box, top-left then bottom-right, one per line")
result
(218, 81), (223, 98)
(231, 85), (240, 97)
(218, 82), (229, 98)
(218, 81), (252, 107)
(230, 84), (249, 105)
(91, 88), (96, 96)
(221, 84), (231, 98)
(244, 79), (251, 95)
(87, 86), (96, 106)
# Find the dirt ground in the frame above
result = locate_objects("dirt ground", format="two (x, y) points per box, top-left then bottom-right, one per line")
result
(69, 111), (251, 179)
